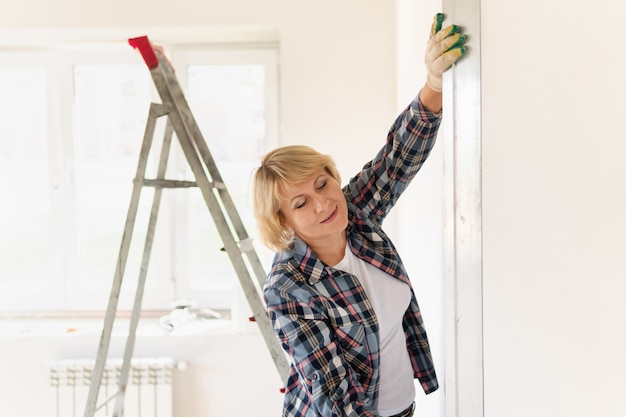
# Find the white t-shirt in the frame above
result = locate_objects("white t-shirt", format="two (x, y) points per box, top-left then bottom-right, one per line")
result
(333, 243), (415, 416)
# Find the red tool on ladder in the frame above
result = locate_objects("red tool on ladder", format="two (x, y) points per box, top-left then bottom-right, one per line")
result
(83, 35), (288, 417)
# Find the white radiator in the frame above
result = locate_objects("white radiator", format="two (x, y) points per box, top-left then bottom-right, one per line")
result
(47, 358), (175, 417)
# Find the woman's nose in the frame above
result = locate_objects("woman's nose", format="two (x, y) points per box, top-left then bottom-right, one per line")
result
(312, 195), (325, 213)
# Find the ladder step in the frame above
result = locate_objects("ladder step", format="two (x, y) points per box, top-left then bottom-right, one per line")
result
(140, 179), (226, 190)
(141, 179), (197, 188)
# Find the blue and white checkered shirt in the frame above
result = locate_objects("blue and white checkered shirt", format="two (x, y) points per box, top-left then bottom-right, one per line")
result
(264, 93), (441, 417)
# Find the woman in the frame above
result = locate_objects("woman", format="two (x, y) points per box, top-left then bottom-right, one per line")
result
(252, 14), (467, 417)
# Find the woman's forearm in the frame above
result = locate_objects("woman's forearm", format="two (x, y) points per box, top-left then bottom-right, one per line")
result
(419, 83), (443, 113)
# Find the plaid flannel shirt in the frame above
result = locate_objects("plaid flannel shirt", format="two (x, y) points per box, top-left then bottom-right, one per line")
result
(264, 94), (441, 417)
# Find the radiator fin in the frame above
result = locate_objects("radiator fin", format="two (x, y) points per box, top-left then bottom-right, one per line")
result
(47, 358), (174, 417)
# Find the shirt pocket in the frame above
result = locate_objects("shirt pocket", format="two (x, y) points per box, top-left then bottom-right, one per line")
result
(334, 322), (371, 377)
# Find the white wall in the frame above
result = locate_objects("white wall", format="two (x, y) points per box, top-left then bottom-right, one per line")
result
(481, 0), (626, 416)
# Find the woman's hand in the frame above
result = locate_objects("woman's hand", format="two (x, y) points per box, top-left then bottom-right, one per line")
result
(419, 13), (468, 112)
(153, 44), (176, 73)
(425, 13), (467, 92)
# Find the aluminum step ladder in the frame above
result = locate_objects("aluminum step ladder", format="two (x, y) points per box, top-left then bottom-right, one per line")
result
(83, 35), (289, 417)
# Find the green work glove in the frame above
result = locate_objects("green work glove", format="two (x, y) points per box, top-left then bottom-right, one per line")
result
(425, 13), (467, 92)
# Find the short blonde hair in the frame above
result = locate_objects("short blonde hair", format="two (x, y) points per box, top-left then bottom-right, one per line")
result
(252, 145), (341, 252)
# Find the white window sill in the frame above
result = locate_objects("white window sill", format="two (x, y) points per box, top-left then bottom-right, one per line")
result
(0, 317), (250, 338)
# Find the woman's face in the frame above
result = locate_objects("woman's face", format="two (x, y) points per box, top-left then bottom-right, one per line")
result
(279, 170), (348, 247)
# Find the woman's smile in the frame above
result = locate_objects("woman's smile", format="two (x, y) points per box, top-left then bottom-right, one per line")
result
(321, 206), (338, 224)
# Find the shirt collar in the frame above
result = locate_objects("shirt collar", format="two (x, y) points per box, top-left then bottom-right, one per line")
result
(286, 236), (325, 285)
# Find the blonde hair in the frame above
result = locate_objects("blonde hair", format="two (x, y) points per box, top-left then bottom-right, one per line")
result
(252, 145), (341, 251)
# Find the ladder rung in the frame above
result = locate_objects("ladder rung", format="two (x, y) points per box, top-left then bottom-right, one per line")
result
(140, 179), (198, 188)
(140, 179), (228, 191)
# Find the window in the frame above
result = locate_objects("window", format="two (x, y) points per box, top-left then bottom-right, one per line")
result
(0, 43), (279, 315)
(173, 48), (279, 310)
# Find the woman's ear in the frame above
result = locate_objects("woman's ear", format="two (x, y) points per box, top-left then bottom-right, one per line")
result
(280, 215), (291, 229)
(278, 211), (290, 228)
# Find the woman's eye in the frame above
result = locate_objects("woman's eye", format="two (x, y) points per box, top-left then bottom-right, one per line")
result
(294, 200), (306, 209)
(317, 180), (327, 190)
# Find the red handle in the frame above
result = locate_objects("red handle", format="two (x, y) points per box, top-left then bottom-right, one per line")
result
(128, 36), (159, 69)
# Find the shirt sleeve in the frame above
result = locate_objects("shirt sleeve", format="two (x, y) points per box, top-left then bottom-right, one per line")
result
(265, 276), (379, 417)
(345, 92), (442, 224)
